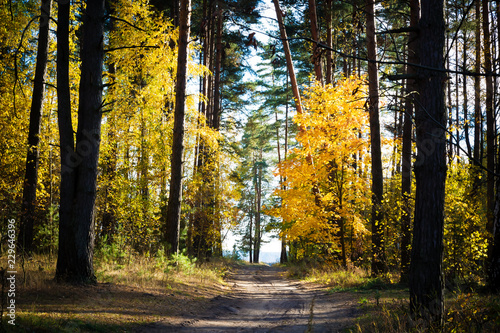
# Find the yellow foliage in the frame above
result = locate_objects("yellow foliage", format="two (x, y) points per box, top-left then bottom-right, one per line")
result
(270, 76), (371, 251)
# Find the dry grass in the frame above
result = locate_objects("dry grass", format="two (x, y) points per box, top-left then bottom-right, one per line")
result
(289, 263), (500, 332)
(1, 252), (231, 332)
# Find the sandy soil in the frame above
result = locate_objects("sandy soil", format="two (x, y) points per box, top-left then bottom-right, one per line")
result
(137, 264), (359, 332)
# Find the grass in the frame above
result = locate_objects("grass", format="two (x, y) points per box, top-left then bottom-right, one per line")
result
(289, 263), (500, 332)
(1, 251), (232, 332)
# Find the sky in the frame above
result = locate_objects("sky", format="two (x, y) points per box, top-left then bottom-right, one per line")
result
(222, 0), (283, 261)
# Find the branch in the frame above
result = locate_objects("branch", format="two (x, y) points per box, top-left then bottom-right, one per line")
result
(107, 15), (146, 32)
(104, 45), (160, 52)
(376, 27), (418, 35)
(227, 18), (499, 78)
(384, 74), (418, 81)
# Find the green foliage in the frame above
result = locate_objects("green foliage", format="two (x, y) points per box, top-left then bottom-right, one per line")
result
(94, 238), (127, 266)
(33, 205), (59, 254)
(444, 162), (488, 287)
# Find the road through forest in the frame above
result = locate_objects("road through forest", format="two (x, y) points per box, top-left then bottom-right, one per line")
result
(138, 264), (359, 332)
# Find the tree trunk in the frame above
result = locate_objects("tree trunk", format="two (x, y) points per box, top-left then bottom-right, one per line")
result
(482, 0), (495, 255)
(463, 31), (471, 159)
(400, 0), (419, 284)
(165, 0), (191, 256)
(212, 2), (223, 130)
(18, 0), (52, 254)
(473, 0), (481, 164)
(253, 156), (262, 263)
(273, 0), (303, 115)
(56, 0), (105, 284)
(409, 0), (446, 325)
(325, 0), (332, 85)
(366, 0), (385, 276)
(491, 159), (500, 290)
(249, 206), (253, 263)
(308, 0), (322, 84)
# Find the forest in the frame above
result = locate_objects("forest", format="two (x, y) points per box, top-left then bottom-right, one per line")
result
(1, 0), (500, 331)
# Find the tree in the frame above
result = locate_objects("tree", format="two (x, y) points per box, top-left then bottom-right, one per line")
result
(18, 0), (52, 254)
(409, 0), (447, 324)
(165, 0), (191, 256)
(400, 0), (419, 284)
(56, 0), (106, 283)
(270, 78), (371, 265)
(365, 0), (386, 276)
(272, 0), (303, 115)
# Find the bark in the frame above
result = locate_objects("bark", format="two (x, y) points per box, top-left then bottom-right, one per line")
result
(165, 0), (191, 256)
(366, 0), (385, 276)
(409, 0), (446, 325)
(280, 85), (290, 264)
(308, 0), (322, 84)
(18, 0), (52, 254)
(56, 0), (105, 284)
(212, 3), (223, 130)
(55, 0), (75, 281)
(249, 203), (253, 263)
(101, 0), (117, 244)
(325, 0), (332, 85)
(482, 0), (495, 245)
(491, 165), (500, 290)
(473, 0), (481, 164)
(400, 0), (419, 284)
(253, 158), (262, 263)
(275, 110), (288, 264)
(463, 31), (471, 159)
(272, 0), (303, 115)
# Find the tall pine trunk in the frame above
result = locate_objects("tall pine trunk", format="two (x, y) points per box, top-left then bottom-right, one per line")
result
(473, 0), (481, 164)
(273, 0), (303, 115)
(400, 0), (419, 284)
(165, 0), (191, 255)
(366, 0), (385, 276)
(18, 0), (52, 254)
(482, 0), (495, 263)
(56, 0), (105, 283)
(409, 0), (446, 325)
(308, 0), (322, 84)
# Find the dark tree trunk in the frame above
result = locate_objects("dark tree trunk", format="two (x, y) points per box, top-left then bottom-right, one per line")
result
(165, 0), (191, 255)
(308, 0), (322, 84)
(325, 0), (332, 85)
(409, 0), (446, 325)
(400, 0), (419, 284)
(18, 0), (52, 254)
(212, 2), (222, 130)
(482, 0), (495, 256)
(366, 0), (385, 276)
(473, 0), (481, 164)
(101, 0), (117, 244)
(249, 208), (253, 263)
(491, 168), (500, 290)
(56, 0), (105, 284)
(253, 159), (262, 263)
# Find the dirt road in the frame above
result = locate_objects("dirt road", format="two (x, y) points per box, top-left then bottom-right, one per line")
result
(139, 264), (359, 332)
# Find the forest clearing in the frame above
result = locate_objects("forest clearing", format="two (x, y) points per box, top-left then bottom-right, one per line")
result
(2, 0), (500, 331)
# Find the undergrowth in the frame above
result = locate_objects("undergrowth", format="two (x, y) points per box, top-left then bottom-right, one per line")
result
(288, 263), (500, 332)
(2, 247), (231, 332)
